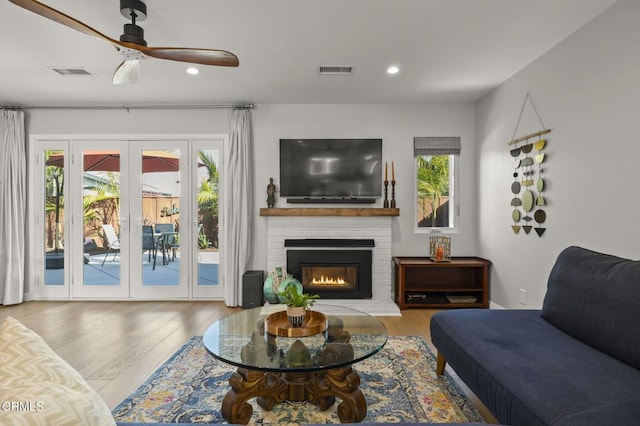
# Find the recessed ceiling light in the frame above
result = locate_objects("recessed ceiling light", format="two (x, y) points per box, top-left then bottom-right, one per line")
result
(387, 66), (399, 75)
(186, 67), (199, 75)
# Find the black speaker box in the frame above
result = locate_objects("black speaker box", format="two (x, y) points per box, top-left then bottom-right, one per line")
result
(242, 270), (264, 309)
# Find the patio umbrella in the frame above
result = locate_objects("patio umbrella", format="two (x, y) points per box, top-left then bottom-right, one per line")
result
(45, 150), (182, 259)
(45, 150), (181, 173)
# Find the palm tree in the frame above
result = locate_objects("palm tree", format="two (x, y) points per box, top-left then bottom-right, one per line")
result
(82, 183), (120, 247)
(197, 151), (219, 248)
(417, 156), (450, 227)
(45, 152), (64, 252)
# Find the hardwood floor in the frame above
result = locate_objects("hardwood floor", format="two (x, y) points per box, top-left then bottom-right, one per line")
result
(0, 301), (497, 423)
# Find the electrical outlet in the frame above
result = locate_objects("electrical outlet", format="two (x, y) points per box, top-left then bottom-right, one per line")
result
(520, 289), (527, 305)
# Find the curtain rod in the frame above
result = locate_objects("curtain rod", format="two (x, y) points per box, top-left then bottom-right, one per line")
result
(2, 104), (254, 111)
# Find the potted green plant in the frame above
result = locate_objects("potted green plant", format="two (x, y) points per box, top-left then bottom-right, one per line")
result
(279, 285), (319, 327)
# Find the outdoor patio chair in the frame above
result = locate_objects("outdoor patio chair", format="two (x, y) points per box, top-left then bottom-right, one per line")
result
(101, 224), (120, 266)
(155, 223), (178, 265)
(142, 225), (159, 270)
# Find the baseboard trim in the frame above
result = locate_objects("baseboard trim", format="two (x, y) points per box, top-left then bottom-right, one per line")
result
(489, 301), (505, 310)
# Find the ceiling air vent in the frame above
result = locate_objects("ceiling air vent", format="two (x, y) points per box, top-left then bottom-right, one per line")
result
(319, 65), (353, 75)
(51, 67), (93, 76)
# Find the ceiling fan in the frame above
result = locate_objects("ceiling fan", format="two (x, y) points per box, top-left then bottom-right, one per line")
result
(8, 0), (239, 84)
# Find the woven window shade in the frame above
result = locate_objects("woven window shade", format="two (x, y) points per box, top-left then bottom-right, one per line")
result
(413, 137), (461, 156)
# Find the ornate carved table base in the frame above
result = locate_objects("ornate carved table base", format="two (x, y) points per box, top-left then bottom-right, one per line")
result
(221, 365), (367, 424)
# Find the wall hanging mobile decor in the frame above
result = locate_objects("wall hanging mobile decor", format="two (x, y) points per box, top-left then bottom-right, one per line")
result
(508, 93), (551, 237)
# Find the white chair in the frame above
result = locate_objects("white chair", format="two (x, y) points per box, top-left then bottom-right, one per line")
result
(101, 224), (121, 266)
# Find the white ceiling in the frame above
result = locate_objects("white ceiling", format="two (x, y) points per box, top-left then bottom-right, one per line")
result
(0, 0), (617, 107)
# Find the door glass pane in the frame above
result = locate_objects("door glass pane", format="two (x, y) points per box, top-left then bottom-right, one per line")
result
(196, 149), (220, 286)
(44, 150), (65, 285)
(82, 150), (122, 286)
(142, 149), (181, 286)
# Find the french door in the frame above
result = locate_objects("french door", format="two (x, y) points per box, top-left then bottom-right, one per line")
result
(32, 135), (225, 300)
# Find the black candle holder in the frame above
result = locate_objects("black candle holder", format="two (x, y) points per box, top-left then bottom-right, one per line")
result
(383, 180), (389, 208)
(391, 180), (396, 208)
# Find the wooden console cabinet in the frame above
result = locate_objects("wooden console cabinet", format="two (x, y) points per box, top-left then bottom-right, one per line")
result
(393, 257), (490, 309)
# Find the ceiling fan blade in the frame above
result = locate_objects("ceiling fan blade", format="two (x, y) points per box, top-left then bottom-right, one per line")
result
(8, 0), (120, 48)
(9, 0), (239, 83)
(139, 47), (239, 67)
(113, 59), (140, 85)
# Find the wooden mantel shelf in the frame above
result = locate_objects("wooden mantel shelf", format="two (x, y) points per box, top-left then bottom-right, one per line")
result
(259, 208), (400, 217)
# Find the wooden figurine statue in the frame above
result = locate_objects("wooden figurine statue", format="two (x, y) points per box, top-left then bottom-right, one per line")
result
(266, 177), (277, 208)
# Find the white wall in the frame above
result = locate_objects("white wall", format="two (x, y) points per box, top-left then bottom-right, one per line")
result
(26, 102), (477, 276)
(475, 0), (640, 309)
(251, 103), (477, 271)
(26, 108), (230, 135)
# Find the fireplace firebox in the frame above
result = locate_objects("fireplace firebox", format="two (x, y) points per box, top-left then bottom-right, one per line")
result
(286, 239), (373, 299)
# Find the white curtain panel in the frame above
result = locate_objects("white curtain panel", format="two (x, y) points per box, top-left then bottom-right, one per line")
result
(222, 109), (254, 306)
(0, 110), (27, 305)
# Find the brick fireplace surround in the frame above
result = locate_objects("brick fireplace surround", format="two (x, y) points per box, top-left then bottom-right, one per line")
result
(262, 208), (401, 316)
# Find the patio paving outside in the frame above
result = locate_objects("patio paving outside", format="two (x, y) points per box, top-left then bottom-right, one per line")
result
(44, 253), (219, 287)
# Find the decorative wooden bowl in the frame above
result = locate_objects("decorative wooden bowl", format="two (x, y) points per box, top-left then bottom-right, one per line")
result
(265, 310), (328, 337)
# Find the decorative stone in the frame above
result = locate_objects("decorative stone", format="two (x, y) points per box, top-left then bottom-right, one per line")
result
(285, 339), (312, 367)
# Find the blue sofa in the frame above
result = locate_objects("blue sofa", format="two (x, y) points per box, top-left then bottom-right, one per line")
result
(430, 246), (640, 425)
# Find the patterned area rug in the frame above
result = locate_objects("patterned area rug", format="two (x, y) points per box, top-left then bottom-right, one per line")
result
(112, 335), (484, 424)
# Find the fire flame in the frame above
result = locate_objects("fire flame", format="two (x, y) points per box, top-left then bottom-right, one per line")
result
(311, 275), (346, 285)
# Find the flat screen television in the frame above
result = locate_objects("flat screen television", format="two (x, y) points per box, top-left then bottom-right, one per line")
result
(279, 138), (382, 202)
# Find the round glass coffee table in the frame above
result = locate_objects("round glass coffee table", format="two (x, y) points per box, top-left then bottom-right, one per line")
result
(203, 304), (387, 424)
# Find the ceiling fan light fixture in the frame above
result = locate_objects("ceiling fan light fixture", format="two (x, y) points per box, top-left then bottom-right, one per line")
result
(9, 0), (239, 86)
(113, 59), (140, 84)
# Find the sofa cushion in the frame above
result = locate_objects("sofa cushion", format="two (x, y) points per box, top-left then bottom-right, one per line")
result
(431, 309), (640, 426)
(541, 245), (640, 369)
(0, 316), (116, 426)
